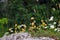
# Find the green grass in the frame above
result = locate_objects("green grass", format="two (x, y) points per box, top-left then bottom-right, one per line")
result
(0, 26), (8, 37)
(30, 29), (60, 40)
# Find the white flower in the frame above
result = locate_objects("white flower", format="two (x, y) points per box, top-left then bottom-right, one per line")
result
(52, 8), (56, 11)
(53, 22), (56, 24)
(49, 16), (54, 21)
(44, 26), (48, 29)
(10, 30), (13, 32)
(50, 25), (55, 29)
(54, 28), (60, 32)
(20, 24), (26, 28)
(9, 28), (13, 30)
(20, 24), (24, 27)
(31, 17), (34, 20)
(34, 20), (36, 23)
(54, 28), (57, 31)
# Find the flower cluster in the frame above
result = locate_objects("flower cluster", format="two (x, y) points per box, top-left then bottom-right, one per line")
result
(29, 17), (37, 32)
(6, 16), (60, 35)
(7, 24), (27, 34)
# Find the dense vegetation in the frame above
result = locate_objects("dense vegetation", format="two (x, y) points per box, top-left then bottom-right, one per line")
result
(0, 0), (60, 39)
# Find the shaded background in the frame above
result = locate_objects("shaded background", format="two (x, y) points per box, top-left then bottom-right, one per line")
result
(0, 0), (60, 37)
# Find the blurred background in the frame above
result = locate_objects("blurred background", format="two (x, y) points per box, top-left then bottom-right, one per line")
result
(0, 0), (60, 37)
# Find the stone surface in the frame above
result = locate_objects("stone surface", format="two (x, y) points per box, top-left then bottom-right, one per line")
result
(0, 32), (55, 40)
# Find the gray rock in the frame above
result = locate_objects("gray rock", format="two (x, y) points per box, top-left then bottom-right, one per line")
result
(0, 32), (55, 40)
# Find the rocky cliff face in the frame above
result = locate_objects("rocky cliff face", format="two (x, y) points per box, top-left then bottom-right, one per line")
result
(0, 32), (55, 40)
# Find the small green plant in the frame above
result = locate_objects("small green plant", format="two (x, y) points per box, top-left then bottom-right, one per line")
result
(0, 18), (8, 37)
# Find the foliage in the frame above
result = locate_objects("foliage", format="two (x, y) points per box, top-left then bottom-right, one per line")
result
(30, 29), (60, 40)
(0, 18), (8, 24)
(0, 0), (60, 25)
(3, 17), (60, 40)
(0, 0), (60, 39)
(0, 18), (8, 37)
